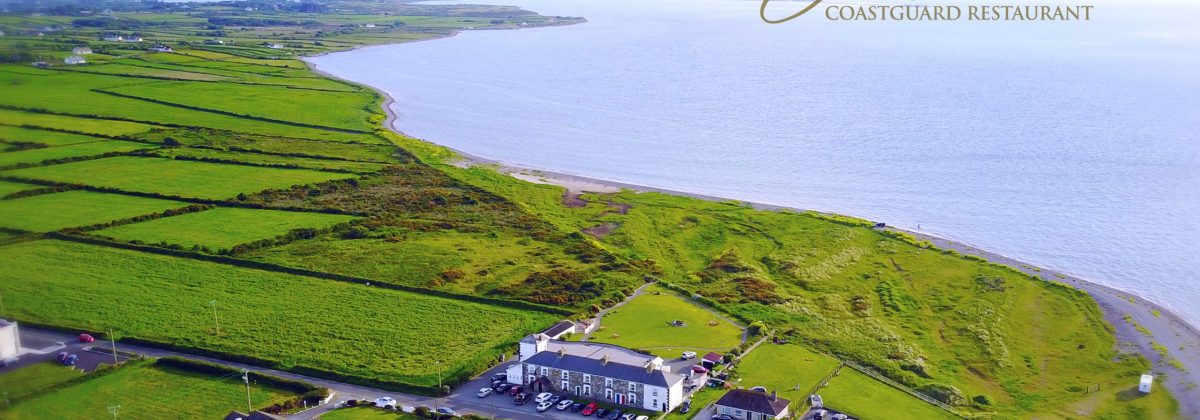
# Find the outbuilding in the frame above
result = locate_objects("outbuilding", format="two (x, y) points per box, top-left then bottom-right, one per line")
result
(0, 319), (21, 360)
(713, 388), (790, 420)
(1139, 374), (1154, 393)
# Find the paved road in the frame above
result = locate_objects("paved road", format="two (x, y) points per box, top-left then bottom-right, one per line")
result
(0, 328), (125, 375)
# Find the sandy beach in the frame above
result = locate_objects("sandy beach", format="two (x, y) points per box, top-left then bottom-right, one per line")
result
(305, 30), (1200, 418)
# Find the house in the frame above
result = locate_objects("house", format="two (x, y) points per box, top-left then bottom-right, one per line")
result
(204, 39), (225, 45)
(264, 43), (285, 49)
(510, 334), (685, 412)
(149, 45), (173, 53)
(101, 35), (122, 42)
(72, 46), (92, 55)
(64, 55), (86, 65)
(0, 319), (21, 360)
(713, 389), (791, 420)
(222, 410), (286, 420)
(701, 352), (723, 369)
(122, 35), (143, 42)
(1139, 374), (1154, 393)
(541, 320), (576, 340)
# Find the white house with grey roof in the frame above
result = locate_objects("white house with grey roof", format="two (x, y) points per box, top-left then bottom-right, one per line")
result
(509, 334), (685, 412)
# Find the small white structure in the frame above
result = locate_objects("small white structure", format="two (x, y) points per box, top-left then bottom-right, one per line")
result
(1139, 374), (1154, 393)
(122, 35), (143, 42)
(102, 35), (122, 42)
(72, 46), (92, 55)
(0, 319), (21, 360)
(64, 55), (86, 65)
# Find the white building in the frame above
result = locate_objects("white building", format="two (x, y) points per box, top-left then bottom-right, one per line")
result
(713, 389), (791, 420)
(0, 319), (21, 360)
(72, 46), (92, 55)
(102, 35), (122, 42)
(64, 55), (86, 65)
(1139, 374), (1154, 393)
(509, 334), (686, 413)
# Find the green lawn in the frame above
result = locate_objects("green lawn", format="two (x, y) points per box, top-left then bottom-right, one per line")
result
(0, 141), (153, 167)
(732, 343), (842, 403)
(95, 207), (359, 250)
(589, 284), (743, 358)
(0, 126), (115, 147)
(320, 406), (418, 420)
(0, 240), (559, 389)
(664, 387), (722, 420)
(150, 147), (389, 173)
(0, 190), (188, 232)
(0, 109), (158, 136)
(0, 361), (83, 400)
(3, 156), (358, 200)
(0, 361), (297, 420)
(820, 369), (958, 420)
(0, 180), (39, 197)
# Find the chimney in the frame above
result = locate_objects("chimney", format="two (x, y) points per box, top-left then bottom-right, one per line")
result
(771, 390), (777, 401)
(646, 362), (654, 373)
(601, 355), (610, 366)
(558, 348), (565, 358)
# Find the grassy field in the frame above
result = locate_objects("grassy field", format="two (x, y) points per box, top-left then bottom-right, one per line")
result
(0, 140), (153, 167)
(0, 109), (159, 136)
(731, 343), (842, 403)
(820, 369), (959, 420)
(0, 190), (187, 232)
(663, 387), (722, 420)
(589, 284), (743, 358)
(0, 361), (298, 420)
(0, 362), (83, 400)
(0, 179), (39, 197)
(96, 207), (359, 251)
(320, 406), (418, 420)
(149, 147), (390, 173)
(0, 126), (116, 147)
(4, 156), (358, 200)
(0, 240), (559, 388)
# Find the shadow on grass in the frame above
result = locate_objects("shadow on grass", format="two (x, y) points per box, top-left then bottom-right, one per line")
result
(1115, 386), (1147, 402)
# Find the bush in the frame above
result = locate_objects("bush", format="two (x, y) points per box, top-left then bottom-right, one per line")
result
(973, 394), (992, 406)
(917, 383), (967, 406)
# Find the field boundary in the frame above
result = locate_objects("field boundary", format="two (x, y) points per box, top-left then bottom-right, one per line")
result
(90, 89), (371, 134)
(43, 231), (574, 316)
(841, 360), (967, 419)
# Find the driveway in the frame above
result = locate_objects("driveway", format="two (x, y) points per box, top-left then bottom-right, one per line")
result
(0, 327), (127, 375)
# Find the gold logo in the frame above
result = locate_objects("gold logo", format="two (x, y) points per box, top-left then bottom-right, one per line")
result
(759, 0), (823, 24)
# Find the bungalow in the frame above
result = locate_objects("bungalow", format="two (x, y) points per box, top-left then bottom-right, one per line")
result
(713, 389), (791, 420)
(204, 39), (225, 45)
(122, 35), (144, 42)
(64, 55), (86, 65)
(72, 46), (92, 55)
(149, 45), (173, 53)
(541, 320), (576, 340)
(101, 35), (122, 42)
(264, 43), (285, 49)
(511, 334), (685, 412)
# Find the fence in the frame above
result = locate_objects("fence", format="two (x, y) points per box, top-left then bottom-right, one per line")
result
(841, 360), (969, 419)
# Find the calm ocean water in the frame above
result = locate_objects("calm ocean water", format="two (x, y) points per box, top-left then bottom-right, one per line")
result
(309, 0), (1200, 326)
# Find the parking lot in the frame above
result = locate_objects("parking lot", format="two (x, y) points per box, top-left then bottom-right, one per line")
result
(443, 362), (664, 420)
(0, 327), (128, 376)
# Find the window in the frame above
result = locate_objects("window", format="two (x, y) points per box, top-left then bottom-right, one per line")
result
(527, 375), (535, 384)
(575, 385), (582, 395)
(628, 393), (637, 405)
(540, 367), (548, 376)
(562, 380), (570, 390)
(584, 384), (592, 395)
(605, 378), (613, 388)
(527, 364), (536, 373)
(652, 389), (659, 396)
(605, 389), (614, 400)
(562, 370), (569, 379)
(583, 374), (591, 383)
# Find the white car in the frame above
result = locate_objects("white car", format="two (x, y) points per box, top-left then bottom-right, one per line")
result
(373, 397), (397, 408)
(831, 415), (849, 420)
(476, 387), (492, 398)
(534, 392), (554, 403)
(536, 401), (554, 412)
(681, 351), (697, 360)
(636, 416), (649, 420)
(556, 399), (574, 410)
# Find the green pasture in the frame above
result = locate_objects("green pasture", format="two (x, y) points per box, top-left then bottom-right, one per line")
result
(96, 207), (359, 250)
(0, 190), (187, 232)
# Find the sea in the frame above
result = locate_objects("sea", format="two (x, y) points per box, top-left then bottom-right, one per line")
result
(307, 0), (1200, 327)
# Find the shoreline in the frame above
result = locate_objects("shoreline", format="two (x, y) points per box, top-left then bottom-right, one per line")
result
(304, 26), (1200, 417)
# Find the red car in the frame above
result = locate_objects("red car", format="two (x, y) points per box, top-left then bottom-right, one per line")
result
(78, 333), (95, 343)
(581, 402), (598, 416)
(508, 385), (524, 396)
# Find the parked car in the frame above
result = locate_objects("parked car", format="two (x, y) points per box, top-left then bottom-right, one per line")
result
(595, 408), (609, 418)
(620, 414), (636, 420)
(509, 385), (525, 396)
(681, 351), (697, 360)
(711, 415), (733, 420)
(581, 402), (598, 416)
(556, 399), (575, 411)
(494, 383), (512, 394)
(536, 401), (554, 412)
(635, 416), (649, 420)
(679, 400), (691, 413)
(549, 394), (563, 404)
(64, 354), (78, 366)
(374, 397), (397, 408)
(831, 415), (849, 420)
(56, 352), (68, 364)
(607, 409), (623, 419)
(476, 388), (492, 398)
(436, 407), (457, 417)
(535, 392), (554, 403)
(492, 373), (508, 381)
(78, 333), (95, 343)
(514, 392), (532, 405)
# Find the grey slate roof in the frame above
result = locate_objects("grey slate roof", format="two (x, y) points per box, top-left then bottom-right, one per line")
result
(525, 352), (683, 388)
(714, 389), (790, 416)
(541, 320), (575, 337)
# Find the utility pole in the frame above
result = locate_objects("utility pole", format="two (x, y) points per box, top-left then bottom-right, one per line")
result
(434, 360), (443, 413)
(209, 300), (220, 335)
(242, 369), (253, 413)
(107, 404), (120, 420)
(109, 329), (119, 365)
(0, 291), (6, 317)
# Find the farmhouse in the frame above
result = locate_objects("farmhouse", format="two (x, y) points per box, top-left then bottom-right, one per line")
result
(72, 46), (92, 54)
(510, 334), (686, 412)
(713, 388), (791, 420)
(64, 55), (86, 65)
(205, 39), (225, 45)
(122, 35), (144, 42)
(149, 45), (173, 52)
(101, 35), (122, 42)
(0, 319), (21, 360)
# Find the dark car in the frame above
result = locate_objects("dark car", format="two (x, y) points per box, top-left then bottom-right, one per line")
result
(570, 402), (584, 412)
(56, 352), (68, 364)
(492, 373), (508, 381)
(712, 415), (734, 420)
(679, 400), (691, 414)
(595, 408), (609, 417)
(509, 385), (524, 396)
(607, 409), (622, 419)
(514, 392), (532, 405)
(64, 354), (78, 366)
